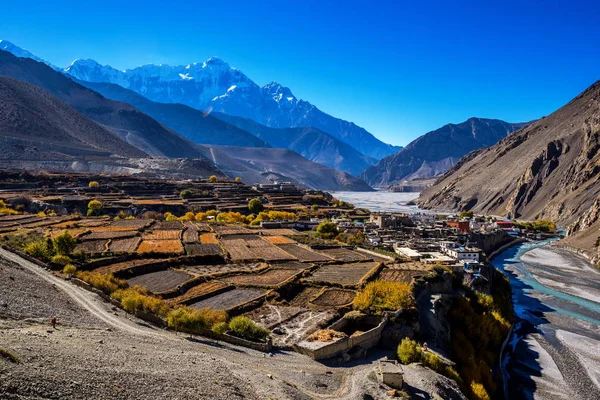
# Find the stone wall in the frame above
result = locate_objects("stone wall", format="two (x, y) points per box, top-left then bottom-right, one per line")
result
(469, 230), (516, 256)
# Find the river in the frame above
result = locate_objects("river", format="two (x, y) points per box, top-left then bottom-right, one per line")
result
(492, 241), (600, 400)
(329, 191), (428, 213)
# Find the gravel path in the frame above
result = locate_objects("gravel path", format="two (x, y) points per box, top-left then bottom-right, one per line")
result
(0, 247), (436, 400)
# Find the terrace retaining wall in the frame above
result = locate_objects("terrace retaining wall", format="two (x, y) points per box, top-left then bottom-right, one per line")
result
(178, 327), (272, 352)
(293, 316), (387, 360)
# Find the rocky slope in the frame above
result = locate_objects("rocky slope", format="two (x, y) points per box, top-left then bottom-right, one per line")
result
(0, 75), (146, 160)
(60, 54), (399, 160)
(419, 80), (600, 242)
(213, 112), (377, 175)
(361, 118), (528, 187)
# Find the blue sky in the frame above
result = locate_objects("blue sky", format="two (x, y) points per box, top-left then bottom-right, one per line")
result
(1, 0), (599, 146)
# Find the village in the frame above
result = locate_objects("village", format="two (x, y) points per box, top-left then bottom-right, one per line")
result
(0, 170), (558, 398)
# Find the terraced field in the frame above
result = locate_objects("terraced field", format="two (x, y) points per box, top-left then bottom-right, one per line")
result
(318, 248), (369, 262)
(137, 239), (184, 254)
(188, 288), (266, 311)
(246, 239), (296, 261)
(269, 261), (311, 270)
(277, 244), (332, 262)
(223, 268), (300, 287)
(153, 221), (183, 230)
(310, 288), (356, 308)
(108, 237), (142, 253)
(213, 225), (254, 235)
(74, 239), (108, 254)
(259, 229), (303, 236)
(182, 228), (199, 243)
(47, 228), (90, 239)
(182, 263), (265, 276)
(110, 219), (153, 229)
(200, 233), (219, 244)
(221, 239), (257, 262)
(262, 235), (295, 244)
(94, 259), (165, 275)
(170, 280), (231, 305)
(305, 262), (380, 287)
(289, 286), (324, 307)
(378, 268), (428, 283)
(127, 269), (193, 293)
(83, 230), (137, 240)
(142, 230), (181, 240)
(184, 243), (223, 256)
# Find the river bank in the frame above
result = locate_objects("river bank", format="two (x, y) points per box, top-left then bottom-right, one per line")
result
(492, 241), (600, 400)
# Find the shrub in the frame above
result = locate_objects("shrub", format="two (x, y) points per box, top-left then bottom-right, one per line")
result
(164, 212), (178, 221)
(62, 264), (77, 275)
(111, 287), (170, 317)
(88, 181), (99, 188)
(248, 198), (264, 214)
(212, 321), (228, 335)
(316, 221), (338, 239)
(87, 200), (103, 216)
(209, 175), (218, 183)
(178, 212), (196, 221)
(205, 209), (219, 217)
(24, 240), (52, 261)
(166, 306), (227, 331)
(195, 212), (207, 222)
(311, 204), (319, 211)
(180, 189), (193, 199)
(459, 211), (474, 219)
(354, 281), (414, 313)
(51, 254), (72, 266)
(470, 382), (491, 400)
(228, 316), (270, 342)
(234, 177), (242, 183)
(76, 271), (127, 295)
(397, 338), (422, 364)
(52, 230), (76, 255)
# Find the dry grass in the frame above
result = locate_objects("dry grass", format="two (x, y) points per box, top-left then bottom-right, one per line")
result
(200, 233), (219, 244)
(307, 329), (346, 342)
(263, 235), (295, 244)
(136, 239), (184, 254)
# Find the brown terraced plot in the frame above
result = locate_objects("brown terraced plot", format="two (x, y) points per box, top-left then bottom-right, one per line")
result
(318, 248), (369, 262)
(82, 230), (137, 240)
(153, 221), (183, 230)
(184, 243), (223, 256)
(142, 230), (182, 240)
(110, 219), (153, 229)
(378, 268), (429, 283)
(108, 237), (142, 253)
(170, 280), (231, 304)
(188, 287), (266, 311)
(305, 262), (379, 287)
(94, 259), (165, 275)
(223, 268), (299, 287)
(136, 239), (184, 254)
(288, 286), (324, 307)
(245, 239), (296, 261)
(310, 288), (356, 308)
(127, 269), (193, 293)
(276, 244), (332, 262)
(182, 263), (265, 276)
(74, 239), (108, 254)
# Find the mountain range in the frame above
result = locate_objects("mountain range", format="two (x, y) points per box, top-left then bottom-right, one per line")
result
(0, 48), (371, 191)
(63, 55), (400, 160)
(361, 118), (529, 187)
(419, 80), (600, 253)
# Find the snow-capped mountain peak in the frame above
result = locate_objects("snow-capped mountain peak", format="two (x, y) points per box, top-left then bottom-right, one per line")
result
(0, 39), (57, 69)
(263, 81), (297, 103)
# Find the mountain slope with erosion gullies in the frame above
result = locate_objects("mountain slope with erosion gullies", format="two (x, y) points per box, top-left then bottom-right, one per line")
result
(419, 80), (600, 249)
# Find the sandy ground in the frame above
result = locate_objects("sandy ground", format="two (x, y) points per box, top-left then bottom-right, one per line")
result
(0, 247), (466, 399)
(502, 245), (600, 400)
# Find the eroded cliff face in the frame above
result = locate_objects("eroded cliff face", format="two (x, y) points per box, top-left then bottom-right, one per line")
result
(419, 81), (600, 245)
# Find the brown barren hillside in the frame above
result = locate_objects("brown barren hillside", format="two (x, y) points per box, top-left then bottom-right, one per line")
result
(420, 80), (600, 250)
(0, 76), (146, 159)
